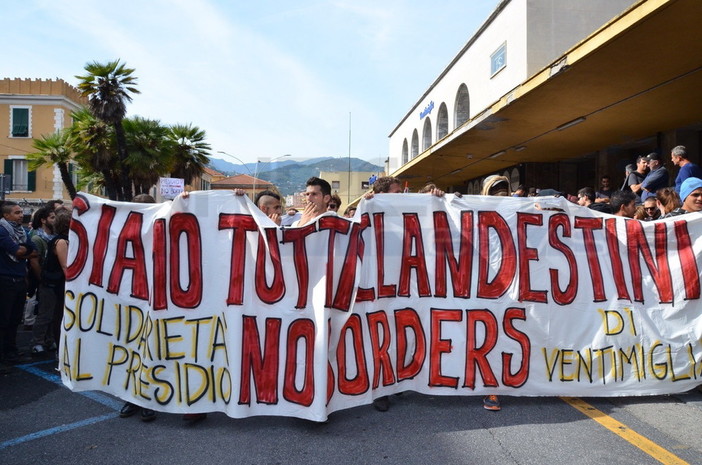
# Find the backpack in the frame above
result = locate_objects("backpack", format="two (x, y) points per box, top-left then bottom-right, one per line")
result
(41, 234), (67, 287)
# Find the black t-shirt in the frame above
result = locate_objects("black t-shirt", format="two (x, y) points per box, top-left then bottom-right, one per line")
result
(624, 171), (645, 193)
(589, 203), (613, 214)
(42, 233), (68, 287)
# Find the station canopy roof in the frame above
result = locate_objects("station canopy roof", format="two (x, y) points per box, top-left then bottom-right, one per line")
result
(392, 0), (702, 190)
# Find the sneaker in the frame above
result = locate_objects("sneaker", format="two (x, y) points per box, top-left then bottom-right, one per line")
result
(483, 395), (501, 411)
(32, 345), (46, 357)
(140, 408), (156, 422)
(373, 396), (390, 412)
(119, 402), (139, 418)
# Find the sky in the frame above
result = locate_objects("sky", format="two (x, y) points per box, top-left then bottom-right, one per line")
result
(3, 0), (501, 165)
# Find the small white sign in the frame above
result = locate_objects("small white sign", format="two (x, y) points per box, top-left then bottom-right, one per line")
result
(159, 177), (184, 199)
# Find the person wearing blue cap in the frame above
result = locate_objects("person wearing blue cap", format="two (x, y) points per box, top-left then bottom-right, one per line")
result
(662, 177), (702, 218)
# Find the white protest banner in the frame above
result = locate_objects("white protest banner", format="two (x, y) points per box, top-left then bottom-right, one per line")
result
(159, 177), (184, 199)
(61, 192), (702, 421)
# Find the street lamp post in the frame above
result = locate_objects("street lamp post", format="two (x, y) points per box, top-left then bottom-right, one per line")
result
(216, 151), (254, 176)
(255, 154), (291, 192)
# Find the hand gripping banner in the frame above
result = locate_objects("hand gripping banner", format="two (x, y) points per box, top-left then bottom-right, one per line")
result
(60, 192), (702, 421)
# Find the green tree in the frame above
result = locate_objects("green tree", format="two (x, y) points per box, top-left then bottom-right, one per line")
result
(27, 129), (78, 200)
(124, 117), (174, 195)
(168, 124), (211, 185)
(70, 107), (120, 200)
(76, 59), (139, 200)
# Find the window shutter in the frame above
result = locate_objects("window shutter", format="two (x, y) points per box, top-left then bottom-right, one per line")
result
(28, 169), (36, 191)
(3, 159), (13, 177)
(12, 108), (30, 137)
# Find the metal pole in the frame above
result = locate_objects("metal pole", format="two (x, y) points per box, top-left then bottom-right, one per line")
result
(347, 112), (351, 205)
(254, 160), (258, 193)
(216, 151), (253, 176)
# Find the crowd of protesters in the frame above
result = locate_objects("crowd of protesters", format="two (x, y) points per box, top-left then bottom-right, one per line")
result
(2, 144), (701, 423)
(510, 145), (702, 220)
(0, 199), (71, 374)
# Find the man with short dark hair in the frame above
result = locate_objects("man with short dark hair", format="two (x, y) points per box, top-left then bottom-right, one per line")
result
(595, 175), (613, 202)
(611, 190), (637, 218)
(624, 155), (649, 202)
(293, 177), (333, 227)
(45, 199), (64, 211)
(671, 145), (702, 194)
(577, 187), (612, 213)
(0, 201), (37, 368)
(640, 152), (669, 201)
(28, 206), (56, 356)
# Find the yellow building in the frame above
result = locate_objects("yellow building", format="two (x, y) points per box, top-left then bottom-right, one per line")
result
(1, 78), (85, 207)
(183, 166), (225, 193)
(319, 170), (381, 211)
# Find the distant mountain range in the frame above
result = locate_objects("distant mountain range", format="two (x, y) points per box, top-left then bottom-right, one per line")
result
(208, 156), (383, 196)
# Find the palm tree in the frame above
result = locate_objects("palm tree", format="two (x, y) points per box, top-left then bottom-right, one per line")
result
(75, 59), (139, 200)
(75, 169), (106, 196)
(70, 107), (120, 200)
(123, 117), (174, 195)
(168, 124), (211, 185)
(27, 129), (78, 199)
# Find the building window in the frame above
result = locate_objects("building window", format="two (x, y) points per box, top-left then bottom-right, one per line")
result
(454, 84), (470, 128)
(491, 43), (507, 76)
(332, 180), (340, 190)
(436, 103), (449, 140)
(422, 118), (432, 151)
(3, 158), (35, 191)
(411, 129), (419, 159)
(10, 106), (31, 137)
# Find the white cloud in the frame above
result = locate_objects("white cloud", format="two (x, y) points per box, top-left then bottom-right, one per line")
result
(4, 0), (500, 163)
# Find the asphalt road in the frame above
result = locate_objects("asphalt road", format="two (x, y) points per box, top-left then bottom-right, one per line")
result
(2, 328), (701, 465)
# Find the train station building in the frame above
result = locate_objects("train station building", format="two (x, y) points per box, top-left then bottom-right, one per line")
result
(388, 0), (702, 194)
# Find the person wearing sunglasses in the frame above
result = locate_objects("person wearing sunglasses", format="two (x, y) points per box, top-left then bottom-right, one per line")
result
(641, 197), (660, 221)
(327, 194), (342, 213)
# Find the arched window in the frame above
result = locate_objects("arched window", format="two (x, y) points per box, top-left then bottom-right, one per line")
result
(411, 129), (419, 159)
(422, 118), (432, 151)
(454, 84), (470, 128)
(402, 139), (409, 165)
(436, 103), (448, 140)
(509, 167), (520, 192)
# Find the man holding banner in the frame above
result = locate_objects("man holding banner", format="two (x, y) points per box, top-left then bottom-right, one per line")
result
(364, 177), (448, 413)
(59, 187), (702, 422)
